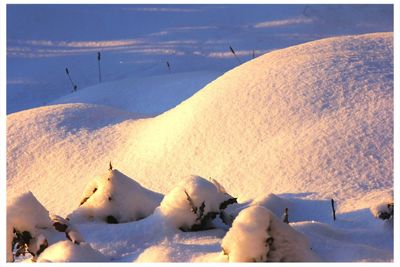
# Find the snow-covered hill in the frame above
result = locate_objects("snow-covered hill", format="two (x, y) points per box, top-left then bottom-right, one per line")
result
(51, 71), (220, 116)
(7, 32), (393, 262)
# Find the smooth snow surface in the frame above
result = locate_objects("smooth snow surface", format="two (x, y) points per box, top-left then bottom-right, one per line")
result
(37, 241), (108, 262)
(6, 33), (393, 262)
(67, 169), (163, 223)
(51, 71), (221, 116)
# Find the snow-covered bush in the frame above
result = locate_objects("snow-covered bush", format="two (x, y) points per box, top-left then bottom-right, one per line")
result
(67, 169), (163, 224)
(37, 240), (107, 262)
(370, 201), (394, 221)
(221, 205), (318, 262)
(158, 175), (237, 231)
(7, 191), (88, 262)
(7, 191), (53, 262)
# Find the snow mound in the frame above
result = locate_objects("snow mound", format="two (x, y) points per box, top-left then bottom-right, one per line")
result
(68, 169), (163, 223)
(221, 205), (319, 262)
(51, 71), (221, 116)
(37, 241), (108, 262)
(7, 191), (52, 236)
(135, 241), (174, 262)
(139, 32), (392, 207)
(157, 175), (236, 231)
(7, 192), (53, 262)
(7, 33), (393, 216)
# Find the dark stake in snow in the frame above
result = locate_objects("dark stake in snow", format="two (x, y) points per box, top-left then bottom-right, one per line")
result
(229, 45), (241, 64)
(166, 61), (171, 72)
(97, 52), (102, 83)
(79, 196), (90, 206)
(283, 208), (289, 224)
(65, 67), (77, 92)
(109, 161), (113, 171)
(331, 199), (336, 221)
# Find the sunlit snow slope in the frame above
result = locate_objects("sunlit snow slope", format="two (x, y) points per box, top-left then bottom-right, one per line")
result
(7, 32), (393, 216)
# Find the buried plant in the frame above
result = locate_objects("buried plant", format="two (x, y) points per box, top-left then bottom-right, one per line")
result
(158, 175), (237, 231)
(67, 165), (163, 224)
(221, 205), (319, 262)
(7, 192), (85, 262)
(371, 201), (394, 221)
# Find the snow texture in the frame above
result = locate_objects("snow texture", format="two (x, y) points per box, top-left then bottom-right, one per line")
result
(6, 33), (394, 262)
(37, 240), (108, 262)
(7, 33), (393, 216)
(221, 205), (319, 262)
(6, 192), (53, 261)
(157, 175), (235, 230)
(7, 191), (52, 234)
(52, 71), (221, 116)
(68, 169), (163, 223)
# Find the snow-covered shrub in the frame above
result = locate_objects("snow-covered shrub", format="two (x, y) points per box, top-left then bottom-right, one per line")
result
(7, 191), (88, 262)
(7, 191), (53, 262)
(158, 175), (237, 231)
(370, 201), (394, 221)
(67, 169), (163, 224)
(37, 240), (107, 262)
(221, 205), (318, 262)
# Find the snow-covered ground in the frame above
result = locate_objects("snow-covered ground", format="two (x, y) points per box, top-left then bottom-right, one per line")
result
(51, 71), (221, 117)
(7, 5), (393, 114)
(6, 32), (393, 262)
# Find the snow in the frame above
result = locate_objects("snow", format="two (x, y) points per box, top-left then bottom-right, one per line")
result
(37, 240), (108, 262)
(67, 169), (163, 223)
(6, 192), (53, 261)
(6, 32), (394, 262)
(221, 205), (319, 262)
(157, 175), (235, 230)
(293, 217), (393, 262)
(7, 191), (52, 236)
(7, 5), (393, 114)
(252, 193), (333, 223)
(370, 199), (394, 220)
(51, 71), (221, 116)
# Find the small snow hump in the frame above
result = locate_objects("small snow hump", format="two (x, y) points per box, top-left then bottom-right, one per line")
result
(221, 205), (319, 262)
(158, 175), (237, 231)
(67, 169), (163, 224)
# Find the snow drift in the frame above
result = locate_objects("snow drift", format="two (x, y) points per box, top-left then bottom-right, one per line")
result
(7, 33), (392, 216)
(6, 33), (393, 262)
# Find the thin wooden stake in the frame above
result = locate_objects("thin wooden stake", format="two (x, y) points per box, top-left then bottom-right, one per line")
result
(331, 199), (336, 221)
